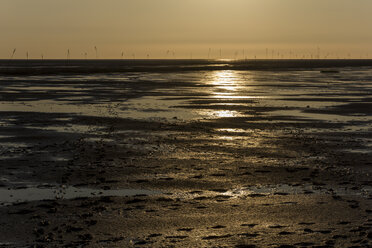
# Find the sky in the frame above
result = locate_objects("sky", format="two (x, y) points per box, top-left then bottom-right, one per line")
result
(1, 0), (372, 59)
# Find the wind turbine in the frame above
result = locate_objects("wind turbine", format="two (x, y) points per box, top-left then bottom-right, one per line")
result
(317, 46), (320, 59)
(10, 48), (16, 59)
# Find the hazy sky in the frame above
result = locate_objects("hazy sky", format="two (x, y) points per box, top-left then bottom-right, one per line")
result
(1, 0), (372, 59)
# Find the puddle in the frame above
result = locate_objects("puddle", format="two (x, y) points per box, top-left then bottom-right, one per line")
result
(268, 109), (370, 123)
(0, 243), (15, 246)
(0, 135), (15, 139)
(120, 96), (198, 121)
(0, 142), (31, 148)
(85, 137), (115, 143)
(0, 100), (115, 118)
(0, 96), (200, 122)
(215, 129), (254, 138)
(0, 185), (160, 206)
(228, 184), (372, 197)
(177, 184), (372, 200)
(342, 148), (372, 154)
(4, 85), (86, 93)
(212, 95), (264, 100)
(1, 183), (370, 206)
(28, 124), (104, 134)
(48, 156), (70, 161)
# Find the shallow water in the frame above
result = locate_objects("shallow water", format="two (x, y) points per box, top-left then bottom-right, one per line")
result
(268, 109), (370, 123)
(1, 60), (372, 203)
(0, 185), (159, 206)
(1, 182), (370, 207)
(171, 183), (372, 202)
(1, 63), (372, 124)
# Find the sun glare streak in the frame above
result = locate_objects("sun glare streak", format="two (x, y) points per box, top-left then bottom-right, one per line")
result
(206, 110), (240, 118)
(207, 70), (261, 100)
(196, 70), (263, 118)
(208, 70), (241, 91)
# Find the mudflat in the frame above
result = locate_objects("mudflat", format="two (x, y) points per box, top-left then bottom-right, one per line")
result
(0, 60), (371, 247)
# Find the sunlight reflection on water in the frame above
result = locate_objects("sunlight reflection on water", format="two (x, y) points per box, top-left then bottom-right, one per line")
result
(206, 70), (260, 101)
(194, 70), (258, 118)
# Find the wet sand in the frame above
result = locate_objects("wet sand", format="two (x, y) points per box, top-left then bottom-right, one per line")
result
(0, 60), (371, 247)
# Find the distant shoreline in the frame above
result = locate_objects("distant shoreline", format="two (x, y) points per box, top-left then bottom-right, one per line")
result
(1, 59), (372, 75)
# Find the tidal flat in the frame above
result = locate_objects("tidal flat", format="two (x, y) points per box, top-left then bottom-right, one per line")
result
(0, 60), (372, 247)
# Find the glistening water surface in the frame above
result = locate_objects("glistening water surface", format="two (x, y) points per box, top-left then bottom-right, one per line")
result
(1, 67), (371, 122)
(0, 60), (372, 203)
(0, 186), (159, 206)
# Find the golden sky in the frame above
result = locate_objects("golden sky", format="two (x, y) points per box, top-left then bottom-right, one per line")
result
(1, 0), (372, 59)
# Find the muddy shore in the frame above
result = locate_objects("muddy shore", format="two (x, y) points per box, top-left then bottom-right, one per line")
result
(0, 60), (371, 247)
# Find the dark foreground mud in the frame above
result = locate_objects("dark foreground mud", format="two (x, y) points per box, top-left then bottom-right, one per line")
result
(0, 60), (371, 247)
